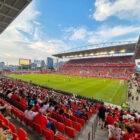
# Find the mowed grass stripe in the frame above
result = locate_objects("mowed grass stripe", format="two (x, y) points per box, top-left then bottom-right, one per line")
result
(7, 74), (127, 105)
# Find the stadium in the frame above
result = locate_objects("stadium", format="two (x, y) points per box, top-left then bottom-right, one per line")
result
(0, 0), (140, 140)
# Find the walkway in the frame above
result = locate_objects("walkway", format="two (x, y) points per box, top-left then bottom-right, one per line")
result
(128, 81), (140, 112)
(77, 114), (108, 140)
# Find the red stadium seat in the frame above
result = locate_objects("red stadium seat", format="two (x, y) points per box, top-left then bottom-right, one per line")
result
(64, 113), (70, 118)
(27, 119), (34, 128)
(0, 113), (4, 120)
(65, 118), (73, 127)
(17, 128), (27, 140)
(134, 138), (140, 140)
(81, 116), (87, 121)
(73, 122), (81, 132)
(52, 112), (58, 120)
(109, 137), (118, 140)
(55, 134), (68, 140)
(9, 123), (16, 133)
(57, 115), (64, 123)
(3, 118), (9, 126)
(77, 118), (85, 127)
(42, 128), (54, 140)
(13, 133), (18, 140)
(34, 123), (42, 134)
(56, 122), (65, 134)
(70, 115), (77, 122)
(65, 126), (75, 139)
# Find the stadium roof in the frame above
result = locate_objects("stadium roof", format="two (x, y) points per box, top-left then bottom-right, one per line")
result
(134, 36), (140, 59)
(53, 41), (136, 59)
(0, 0), (32, 34)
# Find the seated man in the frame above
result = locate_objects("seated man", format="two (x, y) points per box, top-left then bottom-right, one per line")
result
(75, 108), (82, 117)
(106, 113), (114, 126)
(0, 102), (11, 117)
(34, 110), (55, 134)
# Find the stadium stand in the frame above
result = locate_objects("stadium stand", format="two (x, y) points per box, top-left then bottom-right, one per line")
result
(64, 56), (134, 65)
(0, 76), (98, 140)
(0, 76), (140, 140)
(58, 56), (135, 79)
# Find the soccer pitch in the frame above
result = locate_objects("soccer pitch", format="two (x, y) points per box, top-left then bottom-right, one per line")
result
(7, 74), (127, 105)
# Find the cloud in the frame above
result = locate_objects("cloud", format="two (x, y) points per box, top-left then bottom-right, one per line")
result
(93, 0), (140, 21)
(0, 1), (68, 65)
(29, 40), (67, 56)
(70, 28), (89, 40)
(65, 25), (140, 43)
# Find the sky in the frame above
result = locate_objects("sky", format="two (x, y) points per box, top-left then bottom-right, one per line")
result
(0, 0), (140, 65)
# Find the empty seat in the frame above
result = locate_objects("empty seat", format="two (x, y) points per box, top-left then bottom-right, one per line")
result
(13, 133), (18, 140)
(34, 123), (42, 134)
(65, 126), (75, 139)
(57, 115), (64, 123)
(70, 115), (77, 122)
(42, 128), (54, 140)
(0, 114), (4, 120)
(17, 128), (27, 140)
(64, 113), (70, 118)
(77, 118), (85, 127)
(3, 118), (9, 126)
(65, 118), (73, 127)
(9, 123), (16, 133)
(73, 122), (81, 132)
(81, 116), (87, 121)
(27, 119), (34, 128)
(52, 112), (58, 120)
(55, 134), (68, 140)
(56, 122), (65, 134)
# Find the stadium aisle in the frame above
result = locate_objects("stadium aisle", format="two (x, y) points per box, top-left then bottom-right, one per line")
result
(94, 126), (108, 140)
(77, 114), (108, 140)
(129, 82), (140, 112)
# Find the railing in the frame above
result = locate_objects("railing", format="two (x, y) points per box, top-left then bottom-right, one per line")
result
(87, 114), (98, 140)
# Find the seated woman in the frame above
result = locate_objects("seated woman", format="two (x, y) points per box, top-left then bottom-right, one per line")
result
(65, 106), (73, 115)
(24, 106), (38, 120)
(108, 122), (122, 140)
(0, 102), (11, 117)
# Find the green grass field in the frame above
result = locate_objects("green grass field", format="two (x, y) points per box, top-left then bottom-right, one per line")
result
(7, 74), (127, 105)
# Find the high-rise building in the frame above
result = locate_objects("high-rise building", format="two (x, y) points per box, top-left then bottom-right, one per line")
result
(0, 62), (5, 68)
(41, 60), (45, 68)
(34, 60), (41, 67)
(46, 57), (53, 69)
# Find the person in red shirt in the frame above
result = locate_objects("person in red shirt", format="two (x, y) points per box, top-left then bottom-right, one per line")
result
(106, 113), (114, 126)
(34, 111), (55, 133)
(123, 126), (134, 140)
(32, 101), (40, 112)
(20, 97), (26, 105)
(11, 93), (19, 100)
(131, 119), (140, 133)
